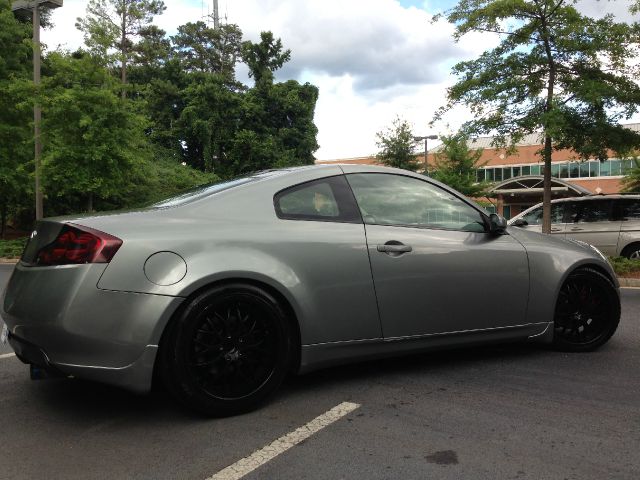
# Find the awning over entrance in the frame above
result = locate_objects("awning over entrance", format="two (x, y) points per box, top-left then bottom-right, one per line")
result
(487, 175), (592, 198)
(486, 175), (592, 219)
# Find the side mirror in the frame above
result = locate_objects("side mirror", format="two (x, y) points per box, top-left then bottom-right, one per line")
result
(510, 218), (528, 227)
(488, 213), (508, 234)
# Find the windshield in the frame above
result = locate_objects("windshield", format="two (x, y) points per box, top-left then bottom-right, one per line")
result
(150, 170), (283, 208)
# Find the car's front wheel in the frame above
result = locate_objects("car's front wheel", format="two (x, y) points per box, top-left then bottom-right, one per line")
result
(160, 283), (293, 416)
(553, 268), (620, 352)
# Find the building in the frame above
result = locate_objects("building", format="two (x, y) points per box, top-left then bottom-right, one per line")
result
(317, 123), (639, 219)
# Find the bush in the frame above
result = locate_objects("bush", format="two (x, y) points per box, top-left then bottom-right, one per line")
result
(609, 256), (640, 277)
(0, 238), (27, 259)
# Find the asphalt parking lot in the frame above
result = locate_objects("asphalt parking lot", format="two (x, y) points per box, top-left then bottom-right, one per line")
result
(1, 264), (639, 480)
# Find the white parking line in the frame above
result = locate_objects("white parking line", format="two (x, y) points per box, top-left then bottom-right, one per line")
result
(206, 401), (360, 480)
(0, 353), (15, 360)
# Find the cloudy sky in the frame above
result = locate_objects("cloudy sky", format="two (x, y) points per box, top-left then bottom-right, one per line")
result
(41, 0), (638, 160)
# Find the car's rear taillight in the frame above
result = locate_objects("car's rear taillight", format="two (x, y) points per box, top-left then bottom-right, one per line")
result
(35, 224), (122, 266)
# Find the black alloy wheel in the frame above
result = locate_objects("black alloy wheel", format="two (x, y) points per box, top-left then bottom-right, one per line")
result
(160, 284), (293, 416)
(553, 268), (620, 352)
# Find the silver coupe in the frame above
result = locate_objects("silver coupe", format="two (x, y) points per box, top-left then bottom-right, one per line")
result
(0, 165), (621, 415)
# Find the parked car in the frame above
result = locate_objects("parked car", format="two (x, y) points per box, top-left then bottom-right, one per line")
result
(0, 165), (621, 416)
(509, 195), (640, 259)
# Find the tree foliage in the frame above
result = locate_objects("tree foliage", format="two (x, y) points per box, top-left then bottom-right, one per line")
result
(0, 1), (320, 232)
(76, 0), (166, 91)
(435, 0), (640, 232)
(41, 52), (150, 212)
(375, 117), (421, 171)
(0, 0), (32, 237)
(431, 134), (487, 197)
(622, 157), (640, 193)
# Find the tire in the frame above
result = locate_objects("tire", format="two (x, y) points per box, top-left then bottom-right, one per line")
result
(160, 283), (293, 416)
(553, 268), (620, 352)
(620, 242), (640, 260)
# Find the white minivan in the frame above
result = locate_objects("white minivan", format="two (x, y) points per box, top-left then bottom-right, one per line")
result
(509, 195), (640, 259)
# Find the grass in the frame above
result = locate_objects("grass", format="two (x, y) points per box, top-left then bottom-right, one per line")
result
(0, 237), (27, 259)
(609, 256), (640, 278)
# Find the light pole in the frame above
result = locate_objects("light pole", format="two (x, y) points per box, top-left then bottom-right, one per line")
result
(413, 134), (438, 175)
(11, 0), (63, 221)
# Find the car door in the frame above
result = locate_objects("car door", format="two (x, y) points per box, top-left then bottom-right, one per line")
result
(345, 172), (529, 339)
(272, 174), (382, 344)
(519, 203), (568, 237)
(565, 199), (621, 256)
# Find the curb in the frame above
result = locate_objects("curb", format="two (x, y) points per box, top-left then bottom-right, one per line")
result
(619, 277), (640, 288)
(0, 259), (18, 265)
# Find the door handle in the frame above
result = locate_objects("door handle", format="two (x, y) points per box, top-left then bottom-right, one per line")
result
(570, 227), (584, 231)
(377, 242), (412, 254)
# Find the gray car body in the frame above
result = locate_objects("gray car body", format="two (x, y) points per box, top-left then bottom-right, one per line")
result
(0, 164), (618, 393)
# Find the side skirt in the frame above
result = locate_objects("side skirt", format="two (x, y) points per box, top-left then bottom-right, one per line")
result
(298, 322), (553, 374)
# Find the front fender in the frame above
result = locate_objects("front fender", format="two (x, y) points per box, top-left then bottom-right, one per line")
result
(508, 227), (618, 325)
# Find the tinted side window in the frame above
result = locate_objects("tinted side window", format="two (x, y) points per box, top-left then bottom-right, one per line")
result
(622, 199), (640, 220)
(522, 207), (543, 225)
(572, 200), (612, 223)
(522, 204), (564, 225)
(346, 173), (486, 233)
(274, 175), (361, 223)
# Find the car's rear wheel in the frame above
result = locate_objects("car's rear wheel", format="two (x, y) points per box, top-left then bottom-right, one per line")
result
(620, 242), (640, 260)
(553, 268), (620, 352)
(160, 284), (293, 416)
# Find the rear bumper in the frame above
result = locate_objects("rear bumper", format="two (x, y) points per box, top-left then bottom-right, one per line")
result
(1, 262), (183, 393)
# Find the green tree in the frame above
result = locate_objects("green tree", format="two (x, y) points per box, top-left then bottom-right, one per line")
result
(41, 51), (150, 212)
(242, 31), (291, 86)
(176, 73), (242, 174)
(76, 0), (166, 96)
(0, 0), (32, 236)
(431, 134), (487, 197)
(622, 157), (640, 193)
(375, 117), (420, 171)
(435, 0), (640, 233)
(172, 22), (243, 82)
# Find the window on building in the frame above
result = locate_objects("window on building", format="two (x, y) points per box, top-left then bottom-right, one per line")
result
(530, 165), (541, 175)
(551, 163), (560, 177)
(579, 162), (590, 178)
(609, 159), (622, 176)
(522, 165), (531, 176)
(512, 166), (521, 177)
(559, 163), (569, 178)
(486, 168), (495, 181)
(600, 160), (611, 176)
(589, 161), (599, 177)
(502, 167), (512, 180)
(622, 159), (635, 174)
(569, 162), (579, 178)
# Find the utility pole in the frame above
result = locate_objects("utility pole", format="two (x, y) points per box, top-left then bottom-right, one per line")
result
(213, 0), (219, 28)
(12, 0), (63, 222)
